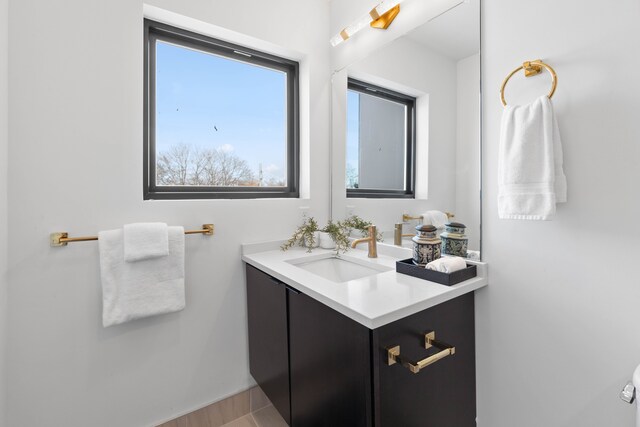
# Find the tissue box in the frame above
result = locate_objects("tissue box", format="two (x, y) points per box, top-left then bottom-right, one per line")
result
(395, 258), (477, 286)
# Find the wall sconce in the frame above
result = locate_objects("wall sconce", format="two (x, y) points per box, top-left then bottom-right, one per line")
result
(330, 0), (403, 47)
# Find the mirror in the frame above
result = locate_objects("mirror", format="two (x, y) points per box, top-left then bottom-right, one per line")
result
(330, 0), (481, 258)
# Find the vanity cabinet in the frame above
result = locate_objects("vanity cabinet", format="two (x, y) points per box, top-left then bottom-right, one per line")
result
(246, 264), (476, 427)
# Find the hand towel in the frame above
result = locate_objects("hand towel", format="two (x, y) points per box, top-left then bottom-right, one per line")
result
(426, 257), (467, 273)
(123, 222), (169, 262)
(99, 226), (185, 327)
(498, 95), (567, 220)
(422, 211), (449, 229)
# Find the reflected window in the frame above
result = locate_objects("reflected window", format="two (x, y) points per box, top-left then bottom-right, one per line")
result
(346, 78), (415, 198)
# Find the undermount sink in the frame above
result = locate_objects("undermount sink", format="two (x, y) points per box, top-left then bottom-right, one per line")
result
(286, 254), (392, 283)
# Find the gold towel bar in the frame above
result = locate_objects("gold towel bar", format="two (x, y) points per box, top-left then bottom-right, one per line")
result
(500, 59), (557, 106)
(387, 331), (455, 374)
(50, 224), (215, 247)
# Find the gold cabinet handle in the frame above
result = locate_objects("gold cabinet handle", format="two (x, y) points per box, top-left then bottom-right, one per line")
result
(386, 331), (455, 374)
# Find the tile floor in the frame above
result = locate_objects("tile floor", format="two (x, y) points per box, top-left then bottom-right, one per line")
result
(157, 387), (288, 427)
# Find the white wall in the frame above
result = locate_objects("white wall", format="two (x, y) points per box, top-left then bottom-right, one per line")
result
(455, 53), (480, 250)
(477, 0), (640, 426)
(6, 1), (330, 426)
(0, 0), (7, 424)
(332, 37), (458, 232)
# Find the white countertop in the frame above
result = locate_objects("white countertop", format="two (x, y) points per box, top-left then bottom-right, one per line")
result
(242, 241), (488, 329)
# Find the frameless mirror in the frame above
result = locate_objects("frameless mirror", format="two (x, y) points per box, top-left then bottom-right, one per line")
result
(330, 0), (481, 258)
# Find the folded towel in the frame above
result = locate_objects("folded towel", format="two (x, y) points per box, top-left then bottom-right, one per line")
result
(123, 222), (169, 262)
(498, 95), (567, 220)
(426, 257), (467, 273)
(422, 211), (449, 229)
(99, 226), (185, 327)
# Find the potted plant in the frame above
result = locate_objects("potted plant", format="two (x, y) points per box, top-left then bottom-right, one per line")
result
(342, 215), (383, 242)
(281, 216), (320, 253)
(319, 220), (351, 253)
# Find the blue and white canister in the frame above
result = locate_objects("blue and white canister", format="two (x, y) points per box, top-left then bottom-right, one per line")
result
(440, 222), (468, 257)
(412, 224), (441, 266)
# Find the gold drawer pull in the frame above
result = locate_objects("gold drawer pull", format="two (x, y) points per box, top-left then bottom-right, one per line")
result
(387, 331), (455, 374)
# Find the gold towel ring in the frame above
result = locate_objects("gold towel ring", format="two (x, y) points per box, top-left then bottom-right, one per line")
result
(500, 59), (557, 106)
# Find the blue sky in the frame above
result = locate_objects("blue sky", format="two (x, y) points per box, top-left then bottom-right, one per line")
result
(155, 40), (287, 182)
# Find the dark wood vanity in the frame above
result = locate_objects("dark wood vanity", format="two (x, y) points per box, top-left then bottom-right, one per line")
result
(246, 264), (476, 427)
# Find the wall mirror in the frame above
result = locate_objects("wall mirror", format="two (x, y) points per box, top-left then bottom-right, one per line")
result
(330, 0), (481, 257)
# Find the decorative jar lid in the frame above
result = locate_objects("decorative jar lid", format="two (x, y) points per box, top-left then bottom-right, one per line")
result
(416, 224), (437, 233)
(444, 222), (466, 234)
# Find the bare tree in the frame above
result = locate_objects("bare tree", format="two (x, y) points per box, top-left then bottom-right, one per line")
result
(157, 144), (192, 185)
(157, 143), (256, 186)
(346, 163), (359, 189)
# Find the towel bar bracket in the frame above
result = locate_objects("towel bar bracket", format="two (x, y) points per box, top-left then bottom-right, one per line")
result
(50, 232), (69, 247)
(523, 60), (543, 77)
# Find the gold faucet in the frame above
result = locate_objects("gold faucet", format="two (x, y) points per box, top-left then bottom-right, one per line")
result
(394, 223), (414, 246)
(351, 225), (378, 258)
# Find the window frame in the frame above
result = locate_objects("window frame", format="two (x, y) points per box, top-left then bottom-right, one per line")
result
(143, 19), (300, 200)
(346, 78), (416, 199)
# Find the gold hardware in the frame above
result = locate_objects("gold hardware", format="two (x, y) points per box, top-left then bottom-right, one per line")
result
(402, 214), (423, 223)
(386, 331), (455, 374)
(370, 4), (400, 29)
(351, 225), (378, 258)
(500, 59), (558, 106)
(50, 232), (69, 247)
(339, 29), (349, 42)
(50, 224), (215, 247)
(393, 223), (413, 246)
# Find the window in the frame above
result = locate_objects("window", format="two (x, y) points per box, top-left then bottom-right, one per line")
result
(346, 78), (416, 198)
(144, 20), (299, 199)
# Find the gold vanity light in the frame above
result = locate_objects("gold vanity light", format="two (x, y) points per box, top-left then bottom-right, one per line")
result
(330, 0), (403, 47)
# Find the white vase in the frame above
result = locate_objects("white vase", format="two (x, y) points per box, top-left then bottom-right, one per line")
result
(304, 231), (320, 248)
(318, 232), (336, 249)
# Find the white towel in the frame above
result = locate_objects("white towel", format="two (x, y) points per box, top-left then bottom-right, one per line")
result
(426, 257), (467, 273)
(422, 211), (449, 229)
(498, 95), (567, 220)
(99, 226), (185, 327)
(123, 222), (169, 262)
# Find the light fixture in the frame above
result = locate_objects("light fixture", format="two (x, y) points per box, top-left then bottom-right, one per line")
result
(330, 0), (403, 47)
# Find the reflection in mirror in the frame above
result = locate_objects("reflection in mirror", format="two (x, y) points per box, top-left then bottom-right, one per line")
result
(331, 0), (481, 258)
(347, 78), (415, 197)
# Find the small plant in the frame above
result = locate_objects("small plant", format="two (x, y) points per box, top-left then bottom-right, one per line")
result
(281, 216), (319, 253)
(321, 220), (351, 254)
(342, 215), (383, 242)
(281, 215), (381, 254)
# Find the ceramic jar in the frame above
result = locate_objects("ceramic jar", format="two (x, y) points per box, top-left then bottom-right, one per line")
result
(412, 224), (441, 266)
(440, 222), (468, 257)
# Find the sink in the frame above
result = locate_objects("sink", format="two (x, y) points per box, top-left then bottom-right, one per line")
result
(287, 254), (392, 283)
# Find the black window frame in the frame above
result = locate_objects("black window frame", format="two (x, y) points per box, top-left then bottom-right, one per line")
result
(346, 78), (416, 199)
(143, 19), (300, 200)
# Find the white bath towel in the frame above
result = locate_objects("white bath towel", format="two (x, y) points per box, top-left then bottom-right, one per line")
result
(422, 211), (449, 229)
(498, 95), (567, 220)
(123, 222), (169, 262)
(99, 226), (185, 327)
(426, 257), (467, 273)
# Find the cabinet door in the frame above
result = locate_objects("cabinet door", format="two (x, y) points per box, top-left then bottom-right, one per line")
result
(372, 293), (476, 427)
(288, 289), (373, 427)
(246, 264), (291, 425)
